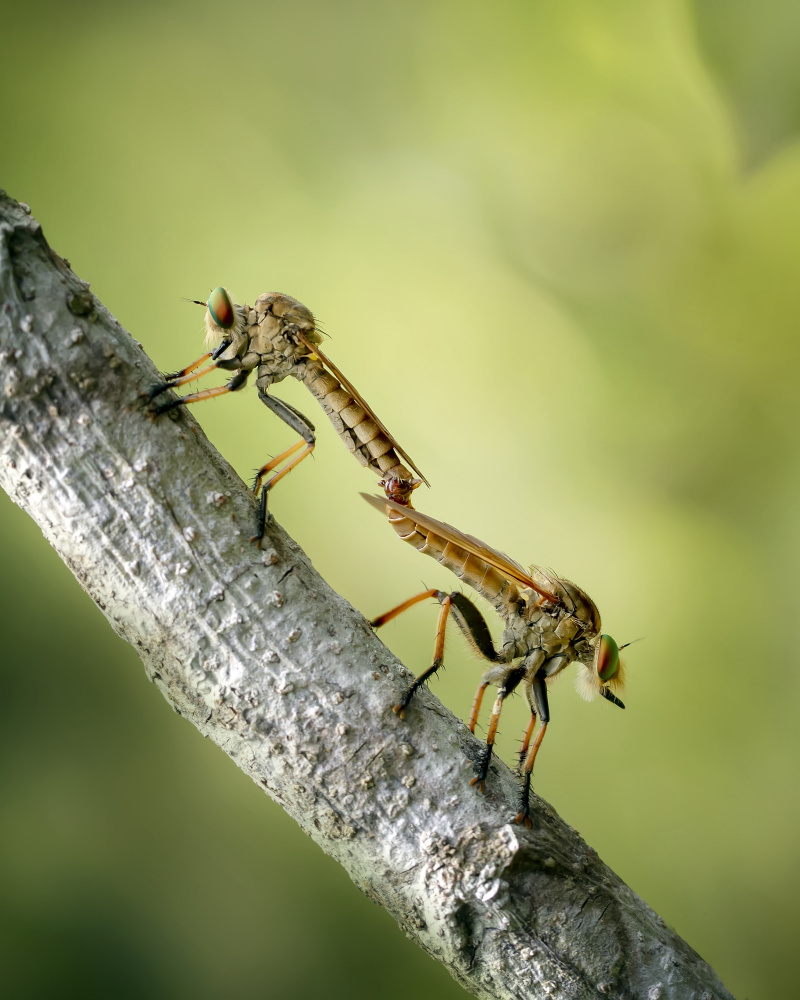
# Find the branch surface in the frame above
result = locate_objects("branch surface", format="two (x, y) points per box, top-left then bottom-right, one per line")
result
(0, 191), (735, 1000)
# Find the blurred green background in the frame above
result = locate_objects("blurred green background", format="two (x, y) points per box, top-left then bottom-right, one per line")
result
(1, 1), (798, 997)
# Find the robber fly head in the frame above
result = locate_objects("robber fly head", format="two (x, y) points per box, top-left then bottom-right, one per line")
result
(574, 633), (627, 708)
(192, 287), (246, 348)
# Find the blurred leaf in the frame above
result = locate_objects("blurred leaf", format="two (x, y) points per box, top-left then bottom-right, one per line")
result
(694, 0), (800, 169)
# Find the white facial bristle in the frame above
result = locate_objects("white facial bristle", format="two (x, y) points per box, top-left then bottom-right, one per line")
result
(574, 664), (601, 702)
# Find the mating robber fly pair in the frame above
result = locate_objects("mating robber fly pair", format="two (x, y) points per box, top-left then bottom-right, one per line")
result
(148, 287), (627, 826)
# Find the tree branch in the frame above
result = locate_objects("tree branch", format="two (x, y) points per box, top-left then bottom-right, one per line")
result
(0, 191), (735, 1000)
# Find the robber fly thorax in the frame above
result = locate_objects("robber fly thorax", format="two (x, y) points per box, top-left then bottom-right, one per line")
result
(211, 293), (321, 387)
(148, 288), (427, 543)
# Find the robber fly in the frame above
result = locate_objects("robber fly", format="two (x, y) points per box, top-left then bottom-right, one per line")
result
(364, 481), (627, 826)
(148, 287), (427, 544)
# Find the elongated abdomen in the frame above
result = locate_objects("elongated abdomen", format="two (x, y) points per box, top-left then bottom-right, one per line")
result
(301, 362), (412, 481)
(384, 504), (521, 612)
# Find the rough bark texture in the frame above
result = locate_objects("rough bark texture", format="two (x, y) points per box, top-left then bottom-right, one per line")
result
(0, 190), (735, 1000)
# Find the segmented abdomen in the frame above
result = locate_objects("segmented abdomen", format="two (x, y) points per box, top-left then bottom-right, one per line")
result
(301, 361), (412, 481)
(384, 504), (522, 613)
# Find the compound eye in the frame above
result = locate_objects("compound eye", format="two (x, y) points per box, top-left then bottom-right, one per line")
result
(207, 287), (235, 330)
(596, 634), (620, 681)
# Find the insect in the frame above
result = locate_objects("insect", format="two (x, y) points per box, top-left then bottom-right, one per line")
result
(364, 481), (627, 826)
(147, 287), (427, 543)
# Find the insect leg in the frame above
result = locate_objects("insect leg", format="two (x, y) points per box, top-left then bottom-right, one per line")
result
(252, 393), (316, 493)
(250, 391), (316, 547)
(149, 369), (249, 415)
(147, 352), (216, 401)
(469, 665), (525, 793)
(517, 713), (536, 768)
(393, 592), (453, 718)
(157, 361), (220, 393)
(375, 589), (506, 718)
(515, 653), (564, 768)
(515, 671), (550, 828)
(211, 339), (234, 361)
(370, 589), (441, 629)
(442, 592), (508, 732)
(468, 682), (490, 734)
(446, 593), (503, 661)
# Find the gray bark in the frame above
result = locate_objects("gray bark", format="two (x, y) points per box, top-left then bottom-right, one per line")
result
(0, 190), (735, 1000)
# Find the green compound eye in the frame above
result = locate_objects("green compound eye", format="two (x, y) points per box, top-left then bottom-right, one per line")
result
(207, 287), (235, 330)
(596, 634), (620, 681)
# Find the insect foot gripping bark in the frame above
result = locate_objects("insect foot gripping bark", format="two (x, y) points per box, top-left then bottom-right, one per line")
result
(146, 286), (429, 545)
(364, 490), (629, 827)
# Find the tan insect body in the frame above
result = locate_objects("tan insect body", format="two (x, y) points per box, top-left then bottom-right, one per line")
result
(364, 491), (626, 825)
(150, 288), (428, 545)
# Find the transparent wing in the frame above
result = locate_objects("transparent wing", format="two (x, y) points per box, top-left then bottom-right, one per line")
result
(361, 494), (559, 603)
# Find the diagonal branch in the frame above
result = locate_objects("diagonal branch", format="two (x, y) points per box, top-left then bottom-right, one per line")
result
(0, 190), (735, 1000)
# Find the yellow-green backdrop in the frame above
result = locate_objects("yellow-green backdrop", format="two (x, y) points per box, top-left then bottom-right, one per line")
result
(1, 3), (797, 998)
